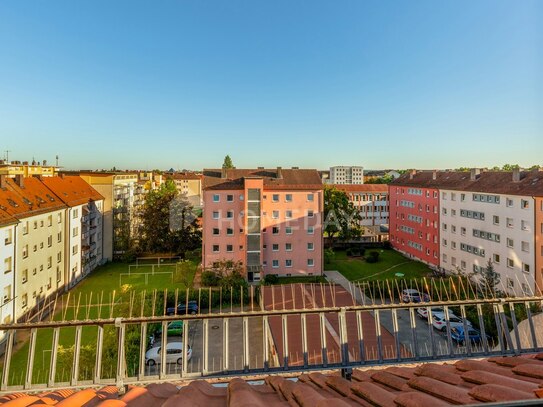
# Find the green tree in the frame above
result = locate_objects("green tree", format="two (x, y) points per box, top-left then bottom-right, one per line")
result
(222, 155), (234, 169)
(502, 164), (520, 171)
(474, 258), (501, 297)
(323, 186), (362, 245)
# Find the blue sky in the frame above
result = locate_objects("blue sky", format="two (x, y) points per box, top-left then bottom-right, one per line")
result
(0, 1), (541, 170)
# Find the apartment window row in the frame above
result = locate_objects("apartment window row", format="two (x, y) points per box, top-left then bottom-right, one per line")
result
(399, 225), (415, 234)
(400, 200), (415, 208)
(407, 188), (423, 196)
(268, 259), (315, 268)
(460, 243), (485, 257)
(267, 242), (315, 252)
(212, 194), (244, 202)
(212, 228), (235, 236)
(472, 193), (500, 204)
(212, 244), (235, 253)
(407, 241), (423, 251)
(472, 229), (500, 243)
(460, 209), (485, 221)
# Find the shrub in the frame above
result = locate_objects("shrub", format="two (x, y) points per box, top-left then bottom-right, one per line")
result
(201, 270), (220, 287)
(324, 248), (335, 264)
(383, 241), (392, 250)
(263, 274), (280, 285)
(365, 251), (380, 263)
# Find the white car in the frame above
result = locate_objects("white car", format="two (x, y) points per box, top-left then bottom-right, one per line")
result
(431, 313), (472, 332)
(145, 342), (192, 366)
(416, 307), (449, 319)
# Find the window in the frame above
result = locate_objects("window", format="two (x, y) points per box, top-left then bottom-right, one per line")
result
(47, 256), (52, 269)
(451, 209), (456, 216)
(307, 258), (314, 267)
(272, 260), (279, 268)
(307, 226), (314, 234)
(226, 244), (233, 252)
(507, 258), (514, 268)
(285, 194), (292, 202)
(212, 245), (219, 253)
(57, 213), (62, 223)
(4, 229), (12, 245)
(307, 242), (314, 251)
(506, 218), (514, 228)
(507, 238), (514, 248)
(33, 268), (37, 275)
(57, 232), (62, 243)
(307, 193), (314, 201)
(442, 254), (447, 263)
(461, 227), (466, 236)
(493, 253), (500, 263)
(73, 208), (78, 219)
(285, 243), (292, 251)
(20, 269), (26, 283)
(307, 210), (314, 218)
(521, 199), (529, 209)
(72, 245), (78, 255)
(442, 239), (447, 247)
(226, 211), (234, 219)
(47, 235), (52, 247)
(521, 220), (528, 231)
(226, 228), (233, 236)
(22, 294), (28, 308)
(212, 211), (219, 219)
(213, 228), (219, 235)
(461, 260), (466, 270)
(506, 198), (513, 207)
(451, 241), (456, 249)
(272, 194), (279, 202)
(57, 252), (62, 263)
(507, 278), (514, 290)
(272, 244), (279, 251)
(285, 210), (292, 219)
(272, 227), (279, 235)
(285, 227), (292, 234)
(73, 227), (79, 237)
(461, 193), (465, 201)
(22, 245), (28, 258)
(3, 257), (12, 273)
(522, 283), (530, 296)
(451, 225), (456, 233)
(227, 194), (234, 202)
(521, 241), (529, 252)
(213, 194), (220, 202)
(285, 259), (292, 267)
(523, 263), (530, 273)
(493, 215), (499, 225)
(272, 210), (279, 219)
(23, 221), (28, 234)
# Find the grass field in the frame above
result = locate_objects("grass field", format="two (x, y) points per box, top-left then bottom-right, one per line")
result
(273, 276), (328, 285)
(325, 249), (433, 281)
(6, 260), (198, 385)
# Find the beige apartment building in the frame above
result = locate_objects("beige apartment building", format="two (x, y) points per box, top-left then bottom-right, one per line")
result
(0, 160), (59, 178)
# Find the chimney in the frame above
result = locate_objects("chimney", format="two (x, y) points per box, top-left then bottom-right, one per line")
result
(409, 169), (417, 180)
(15, 174), (24, 188)
(60, 173), (65, 179)
(512, 168), (521, 182)
(23, 161), (28, 165)
(276, 166), (283, 179)
(221, 168), (227, 179)
(432, 170), (437, 180)
(470, 168), (481, 181)
(0, 175), (6, 189)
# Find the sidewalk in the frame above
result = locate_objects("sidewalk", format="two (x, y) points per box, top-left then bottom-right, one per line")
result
(323, 270), (367, 305)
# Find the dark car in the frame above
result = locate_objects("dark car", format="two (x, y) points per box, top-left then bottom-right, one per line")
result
(450, 326), (486, 345)
(166, 300), (199, 316)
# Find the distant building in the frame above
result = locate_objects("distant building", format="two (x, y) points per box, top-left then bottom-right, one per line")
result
(169, 172), (203, 207)
(202, 168), (323, 282)
(0, 159), (59, 178)
(329, 166), (364, 184)
(364, 170), (401, 183)
(332, 184), (390, 242)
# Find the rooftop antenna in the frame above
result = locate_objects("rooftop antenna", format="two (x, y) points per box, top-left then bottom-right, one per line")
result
(56, 155), (59, 166)
(4, 150), (11, 162)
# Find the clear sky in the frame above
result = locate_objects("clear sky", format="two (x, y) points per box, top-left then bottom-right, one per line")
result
(0, 1), (541, 171)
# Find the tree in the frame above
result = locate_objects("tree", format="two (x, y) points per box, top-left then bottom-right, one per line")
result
(140, 180), (201, 254)
(222, 155), (234, 169)
(323, 186), (362, 245)
(474, 258), (501, 297)
(501, 164), (520, 171)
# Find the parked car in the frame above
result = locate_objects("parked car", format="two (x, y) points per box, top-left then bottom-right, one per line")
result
(416, 307), (449, 319)
(401, 289), (430, 303)
(166, 300), (199, 316)
(145, 342), (192, 366)
(154, 321), (184, 338)
(431, 313), (472, 331)
(450, 326), (486, 345)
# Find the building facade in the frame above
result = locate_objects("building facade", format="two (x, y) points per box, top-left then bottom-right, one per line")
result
(329, 166), (364, 184)
(0, 212), (16, 335)
(390, 169), (543, 295)
(0, 160), (59, 177)
(202, 168), (323, 282)
(389, 172), (440, 268)
(170, 172), (203, 208)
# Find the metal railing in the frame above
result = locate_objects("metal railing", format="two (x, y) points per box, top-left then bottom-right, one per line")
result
(0, 295), (541, 394)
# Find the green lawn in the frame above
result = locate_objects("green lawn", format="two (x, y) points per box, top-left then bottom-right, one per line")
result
(325, 249), (433, 281)
(7, 260), (197, 386)
(273, 276), (328, 285)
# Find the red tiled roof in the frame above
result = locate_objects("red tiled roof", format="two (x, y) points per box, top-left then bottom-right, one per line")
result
(170, 172), (202, 180)
(391, 170), (543, 196)
(203, 169), (323, 191)
(0, 177), (66, 219)
(2, 354), (542, 406)
(331, 184), (389, 193)
(0, 208), (18, 228)
(41, 176), (104, 207)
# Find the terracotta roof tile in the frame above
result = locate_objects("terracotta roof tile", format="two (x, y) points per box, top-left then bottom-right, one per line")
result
(203, 169), (323, 191)
(1, 355), (542, 406)
(469, 383), (537, 402)
(41, 176), (104, 207)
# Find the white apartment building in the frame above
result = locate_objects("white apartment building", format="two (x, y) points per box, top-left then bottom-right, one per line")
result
(42, 176), (105, 288)
(329, 166), (364, 184)
(440, 189), (535, 296)
(0, 214), (16, 336)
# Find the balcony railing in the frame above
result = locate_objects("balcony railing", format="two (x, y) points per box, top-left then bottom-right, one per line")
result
(0, 295), (541, 394)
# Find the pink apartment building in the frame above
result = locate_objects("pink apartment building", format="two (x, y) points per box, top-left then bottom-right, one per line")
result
(202, 168), (323, 282)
